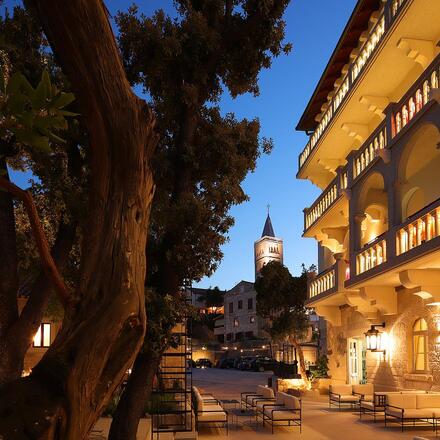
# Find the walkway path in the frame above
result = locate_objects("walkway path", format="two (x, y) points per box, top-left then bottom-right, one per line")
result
(193, 368), (437, 440)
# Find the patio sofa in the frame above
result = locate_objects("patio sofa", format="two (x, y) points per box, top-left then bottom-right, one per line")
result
(329, 384), (361, 410)
(359, 390), (421, 422)
(385, 393), (440, 433)
(240, 385), (274, 412)
(258, 391), (302, 434)
(192, 386), (228, 434)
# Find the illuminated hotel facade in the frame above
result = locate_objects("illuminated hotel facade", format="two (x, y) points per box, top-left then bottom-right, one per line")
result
(297, 0), (440, 389)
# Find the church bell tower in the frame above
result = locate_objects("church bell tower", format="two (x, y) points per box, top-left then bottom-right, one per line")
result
(254, 208), (283, 279)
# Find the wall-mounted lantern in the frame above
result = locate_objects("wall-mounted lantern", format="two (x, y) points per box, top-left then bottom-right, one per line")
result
(365, 322), (386, 353)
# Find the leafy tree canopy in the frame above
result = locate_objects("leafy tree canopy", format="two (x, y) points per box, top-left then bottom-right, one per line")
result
(116, 0), (291, 293)
(197, 286), (224, 309)
(255, 261), (309, 341)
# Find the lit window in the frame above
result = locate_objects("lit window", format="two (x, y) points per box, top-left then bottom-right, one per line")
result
(250, 316), (255, 323)
(413, 318), (428, 373)
(234, 319), (239, 327)
(33, 323), (51, 348)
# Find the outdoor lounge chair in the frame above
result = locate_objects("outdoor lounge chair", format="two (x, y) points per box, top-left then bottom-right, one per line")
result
(240, 385), (274, 411)
(193, 387), (228, 434)
(329, 384), (360, 410)
(359, 392), (388, 422)
(260, 392), (302, 434)
(254, 386), (276, 420)
(192, 386), (217, 403)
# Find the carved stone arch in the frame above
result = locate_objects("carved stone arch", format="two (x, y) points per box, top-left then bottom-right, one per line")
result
(354, 172), (389, 248)
(396, 122), (440, 222)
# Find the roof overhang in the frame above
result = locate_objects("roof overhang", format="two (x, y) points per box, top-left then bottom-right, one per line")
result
(296, 0), (382, 132)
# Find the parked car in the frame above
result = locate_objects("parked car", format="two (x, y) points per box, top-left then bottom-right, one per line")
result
(251, 356), (275, 372)
(187, 359), (196, 369)
(237, 356), (256, 370)
(217, 358), (235, 369)
(195, 358), (212, 368)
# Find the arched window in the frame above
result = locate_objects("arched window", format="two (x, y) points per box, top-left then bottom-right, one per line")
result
(413, 318), (428, 373)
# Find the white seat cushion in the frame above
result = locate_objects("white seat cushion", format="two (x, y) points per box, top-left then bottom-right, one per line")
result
(198, 411), (227, 422)
(330, 384), (353, 396)
(275, 392), (285, 405)
(386, 408), (435, 419)
(417, 394), (440, 409)
(387, 394), (417, 409)
(246, 394), (260, 404)
(337, 395), (360, 403)
(256, 399), (275, 409)
(353, 383), (374, 396)
(362, 394), (374, 402)
(264, 409), (300, 421)
(259, 386), (275, 399)
(284, 394), (301, 410)
(361, 401), (384, 410)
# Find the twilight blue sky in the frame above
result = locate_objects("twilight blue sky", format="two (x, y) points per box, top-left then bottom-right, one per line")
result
(5, 0), (357, 289)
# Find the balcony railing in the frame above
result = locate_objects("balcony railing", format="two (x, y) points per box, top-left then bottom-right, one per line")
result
(396, 200), (440, 256)
(305, 182), (338, 230)
(391, 58), (440, 138)
(353, 123), (387, 179)
(298, 0), (408, 172)
(351, 16), (385, 84)
(309, 267), (336, 300)
(356, 237), (387, 275)
(304, 167), (348, 232)
(391, 0), (406, 17)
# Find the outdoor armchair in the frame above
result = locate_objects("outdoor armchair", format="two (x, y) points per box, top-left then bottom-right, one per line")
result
(260, 392), (302, 434)
(329, 384), (360, 410)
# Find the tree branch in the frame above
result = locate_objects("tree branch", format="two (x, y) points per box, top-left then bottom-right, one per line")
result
(0, 176), (69, 306)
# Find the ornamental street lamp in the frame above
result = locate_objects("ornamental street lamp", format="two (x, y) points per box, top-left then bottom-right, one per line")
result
(365, 322), (386, 353)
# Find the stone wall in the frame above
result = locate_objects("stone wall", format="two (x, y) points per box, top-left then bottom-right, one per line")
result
(326, 288), (440, 390)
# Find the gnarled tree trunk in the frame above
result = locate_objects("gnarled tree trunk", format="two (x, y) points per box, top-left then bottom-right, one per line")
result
(0, 0), (158, 438)
(290, 338), (310, 389)
(0, 159), (20, 385)
(108, 347), (161, 440)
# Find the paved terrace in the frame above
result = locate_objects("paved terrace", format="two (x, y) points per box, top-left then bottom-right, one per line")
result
(193, 368), (438, 440)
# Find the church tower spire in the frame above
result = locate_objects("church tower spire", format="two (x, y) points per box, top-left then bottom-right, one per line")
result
(254, 208), (283, 279)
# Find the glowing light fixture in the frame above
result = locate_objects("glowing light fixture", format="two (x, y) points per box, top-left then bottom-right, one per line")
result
(365, 322), (386, 353)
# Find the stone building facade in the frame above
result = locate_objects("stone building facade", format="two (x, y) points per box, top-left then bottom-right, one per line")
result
(297, 0), (440, 390)
(222, 213), (284, 344)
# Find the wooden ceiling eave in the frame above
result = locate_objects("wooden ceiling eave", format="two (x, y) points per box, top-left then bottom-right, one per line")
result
(296, 0), (382, 132)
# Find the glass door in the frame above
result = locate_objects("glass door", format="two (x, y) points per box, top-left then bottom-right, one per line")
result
(348, 338), (363, 384)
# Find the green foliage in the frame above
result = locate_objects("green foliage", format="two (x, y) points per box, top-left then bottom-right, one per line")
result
(0, 5), (86, 293)
(0, 66), (76, 153)
(197, 287), (224, 309)
(311, 355), (329, 379)
(255, 262), (310, 342)
(145, 288), (195, 355)
(116, 0), (291, 288)
(115, 1), (292, 362)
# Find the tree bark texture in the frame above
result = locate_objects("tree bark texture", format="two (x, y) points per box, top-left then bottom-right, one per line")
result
(0, 177), (69, 305)
(0, 159), (20, 385)
(0, 1), (157, 438)
(290, 338), (310, 388)
(108, 348), (161, 440)
(0, 219), (77, 386)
